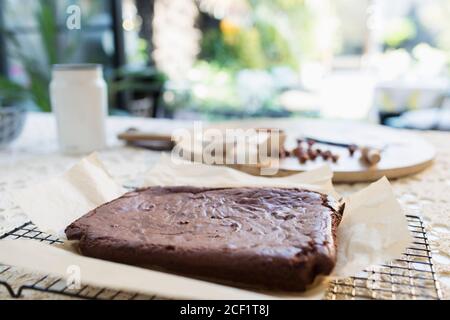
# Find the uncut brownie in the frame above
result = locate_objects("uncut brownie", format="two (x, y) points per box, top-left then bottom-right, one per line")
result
(66, 187), (344, 291)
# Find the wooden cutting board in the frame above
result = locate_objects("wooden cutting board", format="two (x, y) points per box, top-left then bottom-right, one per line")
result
(205, 118), (436, 183)
(120, 118), (436, 183)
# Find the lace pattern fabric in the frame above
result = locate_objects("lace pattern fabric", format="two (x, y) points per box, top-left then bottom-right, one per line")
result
(1, 114), (449, 299)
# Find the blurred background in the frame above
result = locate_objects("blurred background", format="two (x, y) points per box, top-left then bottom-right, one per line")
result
(0, 0), (449, 130)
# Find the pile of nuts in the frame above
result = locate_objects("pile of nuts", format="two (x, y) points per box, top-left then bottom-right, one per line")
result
(280, 139), (359, 165)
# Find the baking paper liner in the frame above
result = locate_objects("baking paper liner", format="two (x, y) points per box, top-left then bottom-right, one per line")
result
(1, 153), (412, 299)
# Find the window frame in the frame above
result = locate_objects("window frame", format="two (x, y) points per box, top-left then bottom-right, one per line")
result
(0, 0), (126, 76)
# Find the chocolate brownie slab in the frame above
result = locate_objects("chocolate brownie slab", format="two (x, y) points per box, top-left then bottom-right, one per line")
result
(66, 187), (344, 291)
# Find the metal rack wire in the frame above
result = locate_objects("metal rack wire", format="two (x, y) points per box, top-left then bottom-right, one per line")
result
(326, 215), (442, 300)
(0, 215), (442, 300)
(0, 223), (158, 300)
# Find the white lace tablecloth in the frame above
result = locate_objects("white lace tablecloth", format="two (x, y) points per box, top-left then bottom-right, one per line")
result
(1, 113), (449, 299)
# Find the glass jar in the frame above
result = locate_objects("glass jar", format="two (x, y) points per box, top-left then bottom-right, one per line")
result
(50, 64), (107, 155)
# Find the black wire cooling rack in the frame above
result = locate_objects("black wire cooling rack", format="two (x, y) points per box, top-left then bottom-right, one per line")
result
(0, 215), (442, 300)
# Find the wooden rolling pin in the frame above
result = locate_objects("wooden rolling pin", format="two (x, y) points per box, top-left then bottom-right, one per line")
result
(118, 129), (175, 151)
(119, 128), (288, 162)
(118, 129), (173, 143)
(360, 146), (382, 166)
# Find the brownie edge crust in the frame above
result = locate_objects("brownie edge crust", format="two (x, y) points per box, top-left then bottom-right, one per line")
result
(66, 186), (344, 292)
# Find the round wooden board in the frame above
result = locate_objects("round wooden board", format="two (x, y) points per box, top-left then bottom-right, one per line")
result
(206, 118), (436, 183)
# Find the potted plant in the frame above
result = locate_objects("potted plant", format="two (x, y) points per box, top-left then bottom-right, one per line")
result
(108, 66), (167, 117)
(0, 81), (27, 147)
(0, 1), (75, 146)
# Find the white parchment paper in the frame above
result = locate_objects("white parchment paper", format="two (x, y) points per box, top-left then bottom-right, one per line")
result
(1, 153), (413, 299)
(11, 154), (125, 237)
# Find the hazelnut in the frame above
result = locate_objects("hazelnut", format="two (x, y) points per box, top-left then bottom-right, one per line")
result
(293, 147), (303, 158)
(332, 154), (340, 163)
(299, 154), (310, 164)
(322, 151), (332, 161)
(348, 144), (358, 157)
(307, 149), (318, 161)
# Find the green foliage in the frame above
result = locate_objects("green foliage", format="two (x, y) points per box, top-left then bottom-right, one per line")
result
(384, 18), (417, 48)
(0, 1), (76, 111)
(107, 66), (167, 105)
(200, 29), (241, 69)
(263, 0), (306, 11)
(165, 61), (240, 112)
(255, 22), (298, 69)
(194, 0), (316, 114)
(0, 77), (27, 106)
(200, 21), (296, 70)
(199, 0), (314, 71)
(235, 28), (267, 69)
(38, 0), (58, 66)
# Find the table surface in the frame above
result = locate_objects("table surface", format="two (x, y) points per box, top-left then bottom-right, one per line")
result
(1, 112), (449, 299)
